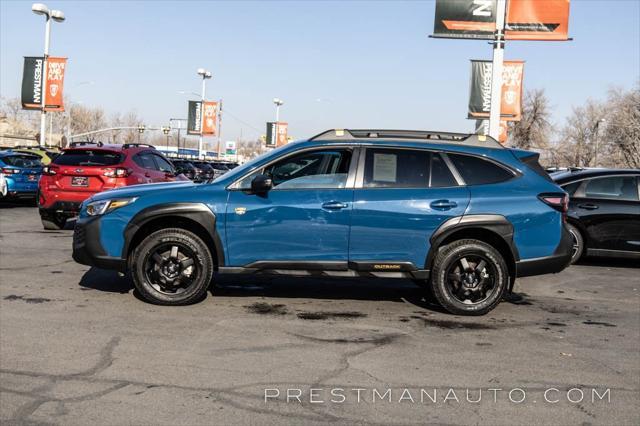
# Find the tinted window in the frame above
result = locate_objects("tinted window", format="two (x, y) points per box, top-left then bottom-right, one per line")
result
(153, 155), (174, 173)
(364, 149), (429, 188)
(134, 152), (157, 170)
(236, 149), (352, 190)
(584, 176), (638, 201)
(54, 150), (123, 166)
(561, 181), (582, 196)
(430, 153), (457, 187)
(1, 155), (42, 168)
(448, 153), (513, 185)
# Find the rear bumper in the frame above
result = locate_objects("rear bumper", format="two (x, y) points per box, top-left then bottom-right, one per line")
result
(39, 201), (83, 218)
(72, 216), (127, 271)
(4, 177), (38, 196)
(515, 225), (573, 278)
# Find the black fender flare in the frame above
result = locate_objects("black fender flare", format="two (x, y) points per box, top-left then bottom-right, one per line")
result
(425, 214), (519, 272)
(123, 202), (225, 267)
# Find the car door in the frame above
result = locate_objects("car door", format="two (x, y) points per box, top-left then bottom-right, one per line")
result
(571, 174), (640, 252)
(133, 151), (163, 183)
(349, 147), (470, 269)
(224, 147), (357, 267)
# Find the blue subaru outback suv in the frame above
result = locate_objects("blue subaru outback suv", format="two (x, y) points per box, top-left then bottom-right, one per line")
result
(72, 129), (572, 315)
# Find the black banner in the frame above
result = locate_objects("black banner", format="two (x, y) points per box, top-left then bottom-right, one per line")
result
(266, 122), (276, 147)
(187, 101), (202, 135)
(21, 56), (44, 110)
(468, 60), (493, 119)
(433, 0), (496, 39)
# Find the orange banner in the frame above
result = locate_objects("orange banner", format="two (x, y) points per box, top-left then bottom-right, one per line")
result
(500, 60), (524, 121)
(276, 122), (288, 147)
(202, 101), (218, 135)
(505, 0), (570, 41)
(44, 57), (67, 111)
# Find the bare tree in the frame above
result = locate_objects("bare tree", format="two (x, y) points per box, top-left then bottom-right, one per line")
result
(602, 85), (640, 168)
(555, 99), (607, 167)
(508, 89), (552, 150)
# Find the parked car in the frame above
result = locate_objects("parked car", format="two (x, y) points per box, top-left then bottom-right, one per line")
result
(12, 146), (60, 165)
(170, 159), (197, 181)
(0, 151), (42, 199)
(72, 129), (572, 315)
(190, 161), (216, 182)
(552, 168), (640, 263)
(38, 142), (180, 230)
(210, 161), (231, 176)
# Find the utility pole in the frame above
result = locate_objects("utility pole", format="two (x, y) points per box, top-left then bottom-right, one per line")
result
(216, 99), (223, 159)
(489, 0), (507, 140)
(196, 68), (212, 159)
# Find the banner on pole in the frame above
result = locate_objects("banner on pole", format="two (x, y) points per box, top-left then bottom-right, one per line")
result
(44, 57), (67, 111)
(505, 0), (570, 40)
(276, 122), (288, 147)
(468, 60), (524, 121)
(433, 0), (497, 40)
(266, 122), (276, 147)
(21, 57), (45, 110)
(187, 101), (203, 135)
(202, 101), (218, 135)
(475, 119), (508, 143)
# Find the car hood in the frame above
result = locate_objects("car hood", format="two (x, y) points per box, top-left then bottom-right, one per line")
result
(89, 181), (196, 201)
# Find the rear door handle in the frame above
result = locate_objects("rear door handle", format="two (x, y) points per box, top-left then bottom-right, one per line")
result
(430, 199), (458, 210)
(322, 201), (348, 211)
(578, 203), (599, 210)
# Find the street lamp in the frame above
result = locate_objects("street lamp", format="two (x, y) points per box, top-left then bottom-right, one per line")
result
(137, 124), (145, 143)
(32, 3), (65, 147)
(273, 98), (284, 123)
(162, 126), (171, 152)
(593, 118), (606, 168)
(197, 68), (212, 159)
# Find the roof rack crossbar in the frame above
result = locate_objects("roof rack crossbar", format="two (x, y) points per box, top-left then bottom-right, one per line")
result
(308, 129), (503, 148)
(69, 141), (104, 147)
(122, 143), (156, 149)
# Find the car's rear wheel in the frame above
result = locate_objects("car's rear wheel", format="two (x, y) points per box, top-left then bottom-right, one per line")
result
(566, 223), (584, 264)
(430, 239), (509, 316)
(131, 228), (213, 305)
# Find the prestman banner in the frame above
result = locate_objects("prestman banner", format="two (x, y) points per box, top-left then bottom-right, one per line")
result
(468, 60), (524, 121)
(21, 57), (45, 110)
(187, 101), (203, 135)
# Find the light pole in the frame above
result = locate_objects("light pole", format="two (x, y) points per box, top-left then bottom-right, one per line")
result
(273, 98), (284, 123)
(137, 124), (145, 143)
(32, 3), (65, 147)
(197, 68), (212, 158)
(593, 118), (606, 168)
(162, 126), (171, 152)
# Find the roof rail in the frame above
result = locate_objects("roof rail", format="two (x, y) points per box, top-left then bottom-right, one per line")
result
(122, 143), (156, 149)
(308, 129), (503, 148)
(69, 141), (104, 147)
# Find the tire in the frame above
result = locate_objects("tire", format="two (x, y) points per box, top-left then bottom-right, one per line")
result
(430, 239), (509, 316)
(566, 223), (584, 264)
(130, 228), (213, 305)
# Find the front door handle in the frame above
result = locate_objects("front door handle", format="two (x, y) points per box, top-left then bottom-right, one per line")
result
(430, 199), (458, 210)
(578, 203), (599, 210)
(322, 201), (348, 211)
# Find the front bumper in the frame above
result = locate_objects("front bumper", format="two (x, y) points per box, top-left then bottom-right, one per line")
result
(72, 216), (127, 272)
(515, 224), (573, 278)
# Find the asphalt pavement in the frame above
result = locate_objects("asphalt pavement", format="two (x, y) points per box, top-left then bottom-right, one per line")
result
(1, 200), (639, 425)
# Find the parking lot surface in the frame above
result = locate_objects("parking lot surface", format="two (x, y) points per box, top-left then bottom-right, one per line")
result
(1, 201), (639, 425)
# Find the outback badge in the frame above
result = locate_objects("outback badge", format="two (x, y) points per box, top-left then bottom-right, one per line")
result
(235, 207), (247, 215)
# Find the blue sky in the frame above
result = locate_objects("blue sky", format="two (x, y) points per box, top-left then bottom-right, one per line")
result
(1, 0), (639, 143)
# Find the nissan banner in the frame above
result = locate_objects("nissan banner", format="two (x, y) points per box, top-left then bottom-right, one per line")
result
(187, 101), (203, 135)
(433, 0), (497, 40)
(21, 57), (44, 110)
(468, 60), (524, 121)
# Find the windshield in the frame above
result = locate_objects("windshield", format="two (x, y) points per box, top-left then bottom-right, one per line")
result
(2, 155), (42, 168)
(54, 149), (124, 166)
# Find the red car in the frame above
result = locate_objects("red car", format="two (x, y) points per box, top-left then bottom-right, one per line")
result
(38, 142), (182, 230)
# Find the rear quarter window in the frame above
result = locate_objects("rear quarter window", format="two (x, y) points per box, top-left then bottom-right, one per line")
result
(54, 150), (123, 166)
(448, 153), (514, 185)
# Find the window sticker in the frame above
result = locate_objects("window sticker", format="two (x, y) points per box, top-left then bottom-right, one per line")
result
(373, 153), (397, 182)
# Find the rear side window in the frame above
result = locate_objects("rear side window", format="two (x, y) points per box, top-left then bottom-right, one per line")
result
(54, 150), (123, 166)
(134, 152), (157, 170)
(153, 155), (174, 173)
(448, 153), (514, 185)
(363, 149), (457, 188)
(583, 176), (639, 201)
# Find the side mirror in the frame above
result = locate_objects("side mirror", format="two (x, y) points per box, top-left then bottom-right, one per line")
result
(251, 174), (273, 194)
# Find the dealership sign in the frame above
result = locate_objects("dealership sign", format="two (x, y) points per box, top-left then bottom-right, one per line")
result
(468, 60), (524, 121)
(21, 56), (67, 111)
(225, 141), (236, 155)
(187, 101), (202, 135)
(433, 0), (570, 40)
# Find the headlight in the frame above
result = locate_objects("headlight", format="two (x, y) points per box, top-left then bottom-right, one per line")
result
(86, 197), (137, 216)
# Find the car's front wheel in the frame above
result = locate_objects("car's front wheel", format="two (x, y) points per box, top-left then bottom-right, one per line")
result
(131, 228), (214, 305)
(430, 239), (509, 316)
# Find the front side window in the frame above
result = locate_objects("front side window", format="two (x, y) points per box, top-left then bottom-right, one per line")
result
(448, 153), (514, 185)
(236, 149), (352, 190)
(561, 181), (582, 196)
(583, 176), (638, 201)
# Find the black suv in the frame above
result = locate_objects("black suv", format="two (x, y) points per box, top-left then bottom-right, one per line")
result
(552, 168), (640, 263)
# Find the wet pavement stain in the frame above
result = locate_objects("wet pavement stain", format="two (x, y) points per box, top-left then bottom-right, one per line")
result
(583, 320), (617, 327)
(546, 322), (567, 327)
(412, 317), (496, 330)
(296, 311), (367, 320)
(4, 294), (52, 304)
(245, 302), (288, 315)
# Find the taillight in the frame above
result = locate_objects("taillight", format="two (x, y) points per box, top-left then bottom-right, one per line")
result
(539, 193), (569, 221)
(42, 166), (57, 175)
(103, 167), (131, 178)
(1, 168), (20, 174)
